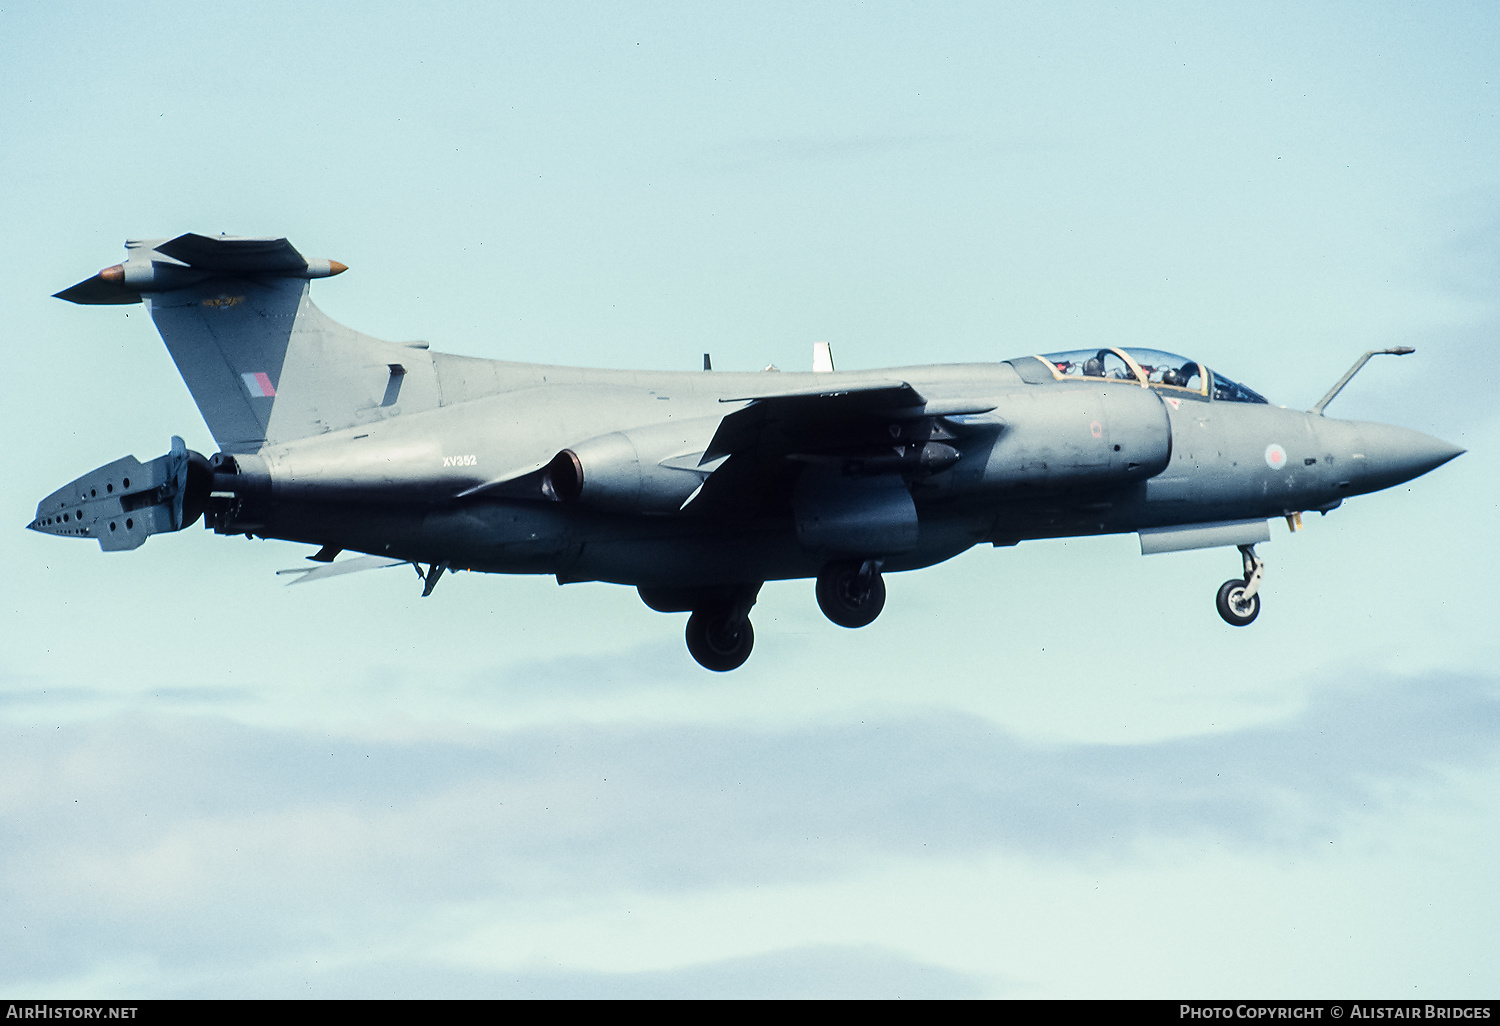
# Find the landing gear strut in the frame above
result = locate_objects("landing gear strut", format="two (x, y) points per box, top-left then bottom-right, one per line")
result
(816, 559), (886, 628)
(1215, 544), (1264, 627)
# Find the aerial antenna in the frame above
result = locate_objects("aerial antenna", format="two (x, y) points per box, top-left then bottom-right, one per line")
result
(703, 353), (712, 371)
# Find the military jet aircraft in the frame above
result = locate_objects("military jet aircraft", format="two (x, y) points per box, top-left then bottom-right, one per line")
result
(33, 234), (1463, 670)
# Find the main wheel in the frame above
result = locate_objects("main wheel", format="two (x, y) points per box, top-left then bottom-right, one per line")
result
(685, 609), (755, 671)
(816, 561), (887, 629)
(1215, 578), (1261, 626)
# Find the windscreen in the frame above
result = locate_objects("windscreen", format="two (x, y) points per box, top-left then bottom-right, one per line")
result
(1210, 371), (1269, 404)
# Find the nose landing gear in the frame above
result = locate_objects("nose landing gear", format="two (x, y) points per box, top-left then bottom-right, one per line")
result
(1215, 544), (1265, 626)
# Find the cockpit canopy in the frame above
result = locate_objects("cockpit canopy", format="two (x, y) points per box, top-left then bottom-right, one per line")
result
(1010, 347), (1268, 404)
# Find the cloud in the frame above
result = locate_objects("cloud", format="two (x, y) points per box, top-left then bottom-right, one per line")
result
(1, 670), (1495, 993)
(187, 944), (988, 999)
(468, 636), (716, 697)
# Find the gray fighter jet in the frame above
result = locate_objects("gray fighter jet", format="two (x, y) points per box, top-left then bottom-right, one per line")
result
(34, 234), (1463, 670)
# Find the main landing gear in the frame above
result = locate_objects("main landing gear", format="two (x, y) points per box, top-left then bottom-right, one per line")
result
(816, 559), (886, 629)
(685, 607), (755, 672)
(642, 560), (890, 672)
(637, 584), (762, 672)
(1215, 544), (1265, 627)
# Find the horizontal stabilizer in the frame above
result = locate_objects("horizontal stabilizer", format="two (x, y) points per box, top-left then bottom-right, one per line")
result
(53, 274), (140, 305)
(155, 234), (311, 275)
(54, 234), (345, 306)
(276, 555), (407, 585)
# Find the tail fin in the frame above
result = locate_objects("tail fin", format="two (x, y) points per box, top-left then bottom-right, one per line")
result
(56, 234), (437, 453)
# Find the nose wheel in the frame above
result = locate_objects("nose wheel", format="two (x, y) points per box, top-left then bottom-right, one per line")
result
(816, 559), (887, 628)
(1215, 544), (1264, 627)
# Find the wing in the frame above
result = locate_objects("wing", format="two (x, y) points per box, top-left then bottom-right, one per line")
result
(686, 381), (995, 518)
(703, 381), (924, 462)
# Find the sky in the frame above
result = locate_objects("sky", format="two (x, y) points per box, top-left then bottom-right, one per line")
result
(2, 0), (1497, 998)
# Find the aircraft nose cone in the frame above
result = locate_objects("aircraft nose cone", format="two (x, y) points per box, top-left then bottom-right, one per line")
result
(1354, 423), (1464, 489)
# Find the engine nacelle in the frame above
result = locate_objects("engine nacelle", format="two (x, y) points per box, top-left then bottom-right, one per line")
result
(980, 385), (1172, 490)
(542, 417), (723, 514)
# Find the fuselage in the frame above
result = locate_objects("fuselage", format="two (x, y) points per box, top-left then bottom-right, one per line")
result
(210, 352), (1459, 590)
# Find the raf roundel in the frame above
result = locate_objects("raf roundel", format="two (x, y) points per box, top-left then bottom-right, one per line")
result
(1264, 443), (1287, 470)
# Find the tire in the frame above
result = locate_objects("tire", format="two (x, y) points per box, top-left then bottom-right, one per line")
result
(1216, 578), (1261, 627)
(816, 561), (887, 629)
(685, 609), (755, 671)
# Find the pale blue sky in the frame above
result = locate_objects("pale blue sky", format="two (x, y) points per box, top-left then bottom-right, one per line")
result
(2, 1), (1497, 997)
